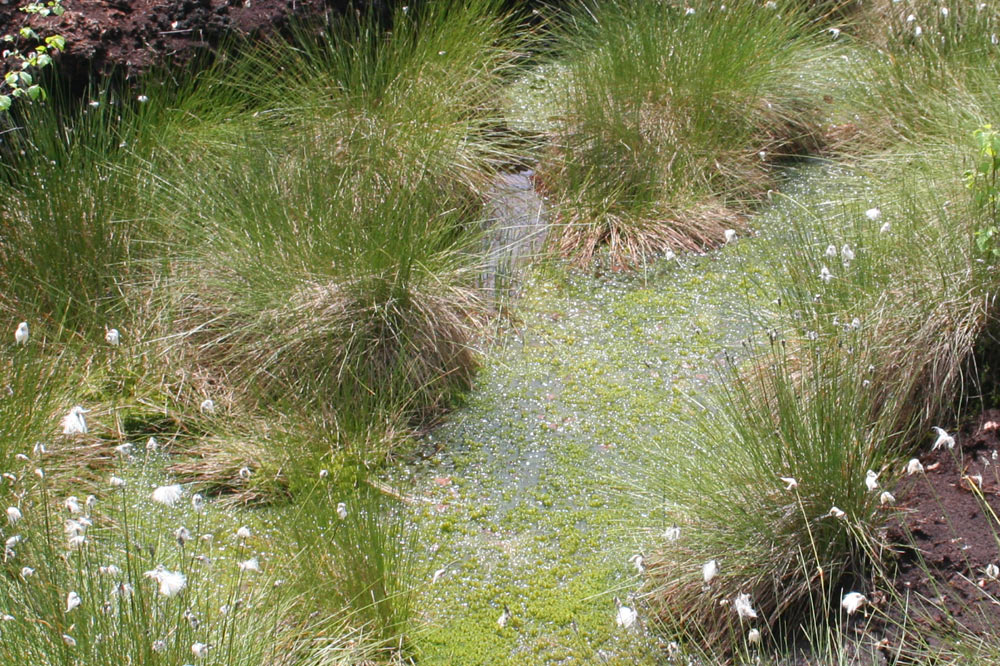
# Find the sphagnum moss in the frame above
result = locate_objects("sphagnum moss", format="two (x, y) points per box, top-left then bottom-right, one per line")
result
(401, 217), (782, 663)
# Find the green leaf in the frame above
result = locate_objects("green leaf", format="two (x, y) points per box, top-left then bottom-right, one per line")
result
(0, 95), (10, 111)
(19, 72), (31, 86)
(45, 34), (65, 51)
(25, 84), (42, 101)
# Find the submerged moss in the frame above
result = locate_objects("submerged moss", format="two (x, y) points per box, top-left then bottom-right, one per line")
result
(394, 164), (856, 665)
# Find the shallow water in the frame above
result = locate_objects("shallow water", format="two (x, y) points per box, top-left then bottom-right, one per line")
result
(398, 163), (861, 664)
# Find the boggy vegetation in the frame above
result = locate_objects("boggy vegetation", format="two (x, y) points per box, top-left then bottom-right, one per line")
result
(2, 0), (1000, 663)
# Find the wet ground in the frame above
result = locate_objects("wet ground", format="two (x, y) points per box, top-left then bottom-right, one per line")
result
(392, 166), (857, 665)
(885, 410), (1000, 654)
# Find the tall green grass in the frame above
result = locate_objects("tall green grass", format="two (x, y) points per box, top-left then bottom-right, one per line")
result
(0, 0), (528, 497)
(287, 481), (417, 658)
(539, 0), (831, 268)
(0, 96), (148, 333)
(642, 336), (902, 651)
(846, 0), (1000, 147)
(157, 1), (525, 459)
(640, 140), (998, 659)
(0, 442), (294, 664)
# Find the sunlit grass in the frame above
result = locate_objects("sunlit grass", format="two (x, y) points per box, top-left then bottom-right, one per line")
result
(7, 1), (1000, 663)
(638, 136), (1000, 659)
(537, 0), (832, 269)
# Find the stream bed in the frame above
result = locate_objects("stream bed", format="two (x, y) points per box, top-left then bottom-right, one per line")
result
(393, 163), (855, 664)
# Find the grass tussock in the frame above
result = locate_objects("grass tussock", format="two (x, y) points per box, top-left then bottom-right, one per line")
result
(843, 0), (1000, 148)
(287, 481), (417, 658)
(643, 338), (901, 651)
(641, 137), (1000, 658)
(159, 1), (522, 443)
(538, 0), (831, 269)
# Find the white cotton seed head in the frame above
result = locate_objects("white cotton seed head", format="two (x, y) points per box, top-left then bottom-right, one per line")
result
(239, 557), (260, 572)
(865, 207), (881, 221)
(932, 426), (955, 450)
(110, 475), (126, 487)
(236, 526), (251, 540)
(880, 491), (895, 505)
(906, 458), (924, 475)
(151, 484), (183, 506)
(66, 591), (81, 612)
(780, 476), (798, 490)
(14, 322), (29, 345)
(733, 593), (757, 619)
(105, 328), (120, 346)
(336, 502), (348, 520)
(144, 566), (186, 597)
(748, 627), (761, 644)
(825, 244), (837, 258)
(865, 470), (879, 492)
(615, 598), (637, 629)
(61, 406), (88, 435)
(191, 642), (209, 658)
(65, 518), (86, 537)
(829, 506), (846, 519)
(841, 591), (866, 615)
(200, 399), (215, 414)
(724, 229), (737, 244)
(664, 525), (681, 541)
(6, 507), (21, 525)
(703, 559), (719, 584)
